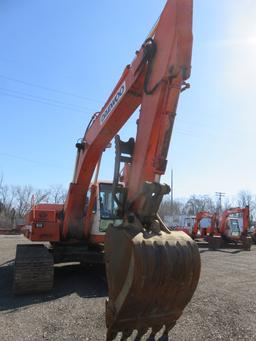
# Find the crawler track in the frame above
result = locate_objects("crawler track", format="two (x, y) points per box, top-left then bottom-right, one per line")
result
(13, 244), (54, 295)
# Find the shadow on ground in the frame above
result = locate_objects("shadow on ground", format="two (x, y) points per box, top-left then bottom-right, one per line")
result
(0, 261), (108, 312)
(199, 248), (244, 254)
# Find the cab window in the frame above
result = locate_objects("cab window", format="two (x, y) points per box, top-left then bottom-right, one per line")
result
(99, 183), (123, 220)
(229, 220), (240, 234)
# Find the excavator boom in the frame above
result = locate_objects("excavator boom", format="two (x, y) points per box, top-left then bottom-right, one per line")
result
(63, 0), (193, 239)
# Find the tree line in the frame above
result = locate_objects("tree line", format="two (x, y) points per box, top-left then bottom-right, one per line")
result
(0, 175), (255, 228)
(159, 191), (256, 224)
(0, 176), (66, 228)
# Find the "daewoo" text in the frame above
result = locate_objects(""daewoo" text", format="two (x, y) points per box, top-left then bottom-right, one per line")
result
(100, 82), (126, 125)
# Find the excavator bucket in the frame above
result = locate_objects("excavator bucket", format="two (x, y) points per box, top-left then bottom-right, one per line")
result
(105, 224), (201, 340)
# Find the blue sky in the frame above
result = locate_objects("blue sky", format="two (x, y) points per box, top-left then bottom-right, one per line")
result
(0, 0), (255, 200)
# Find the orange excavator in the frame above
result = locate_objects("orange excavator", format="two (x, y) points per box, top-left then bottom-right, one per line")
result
(207, 206), (252, 250)
(14, 0), (201, 339)
(192, 211), (217, 239)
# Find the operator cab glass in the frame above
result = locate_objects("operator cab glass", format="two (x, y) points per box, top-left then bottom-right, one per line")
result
(200, 217), (211, 228)
(184, 217), (195, 231)
(228, 219), (240, 236)
(99, 183), (124, 219)
(99, 183), (124, 231)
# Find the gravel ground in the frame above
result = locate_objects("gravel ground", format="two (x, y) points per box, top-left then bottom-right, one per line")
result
(0, 235), (255, 341)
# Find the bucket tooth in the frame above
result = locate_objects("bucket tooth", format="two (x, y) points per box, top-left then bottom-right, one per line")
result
(134, 328), (148, 340)
(104, 224), (201, 340)
(106, 329), (118, 341)
(158, 333), (169, 341)
(146, 336), (155, 341)
(150, 326), (162, 339)
(120, 329), (133, 340)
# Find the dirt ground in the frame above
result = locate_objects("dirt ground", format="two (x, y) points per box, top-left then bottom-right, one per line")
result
(0, 235), (255, 341)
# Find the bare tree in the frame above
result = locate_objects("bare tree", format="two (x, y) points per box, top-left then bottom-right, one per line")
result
(237, 190), (254, 207)
(222, 197), (235, 211)
(13, 185), (33, 218)
(0, 178), (14, 214)
(184, 195), (216, 215)
(1, 171), (256, 229)
(0, 178), (64, 224)
(0, 176), (15, 227)
(48, 185), (67, 204)
(158, 197), (184, 219)
(0, 173), (3, 190)
(236, 190), (256, 220)
(13, 185), (49, 218)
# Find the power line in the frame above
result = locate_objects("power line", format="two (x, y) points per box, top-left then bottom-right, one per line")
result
(0, 86), (96, 112)
(171, 169), (174, 213)
(0, 74), (102, 104)
(0, 152), (59, 167)
(215, 192), (225, 214)
(0, 90), (93, 114)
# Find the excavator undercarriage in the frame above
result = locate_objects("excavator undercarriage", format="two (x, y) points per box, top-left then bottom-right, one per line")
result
(13, 242), (105, 295)
(207, 234), (252, 251)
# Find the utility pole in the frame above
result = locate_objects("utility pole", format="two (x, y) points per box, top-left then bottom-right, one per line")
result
(215, 192), (225, 214)
(171, 169), (173, 214)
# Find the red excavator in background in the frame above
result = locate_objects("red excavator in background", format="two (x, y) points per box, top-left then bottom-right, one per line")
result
(192, 211), (217, 239)
(174, 216), (195, 236)
(207, 206), (252, 250)
(14, 0), (201, 339)
(174, 212), (216, 239)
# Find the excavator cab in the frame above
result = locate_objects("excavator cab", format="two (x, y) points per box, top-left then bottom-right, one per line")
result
(89, 183), (124, 243)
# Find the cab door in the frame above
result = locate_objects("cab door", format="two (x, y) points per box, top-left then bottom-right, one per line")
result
(90, 183), (124, 239)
